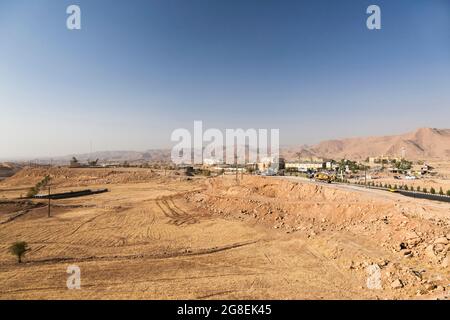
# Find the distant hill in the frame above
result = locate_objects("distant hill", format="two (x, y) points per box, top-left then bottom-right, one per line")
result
(50, 149), (171, 164)
(0, 162), (23, 179)
(282, 128), (450, 161)
(17, 127), (450, 165)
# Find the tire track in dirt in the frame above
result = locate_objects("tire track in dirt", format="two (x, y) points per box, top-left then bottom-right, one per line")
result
(0, 209), (31, 225)
(196, 290), (236, 299)
(0, 283), (96, 295)
(10, 240), (260, 266)
(301, 244), (363, 293)
(0, 203), (47, 225)
(156, 196), (207, 226)
(66, 211), (111, 237)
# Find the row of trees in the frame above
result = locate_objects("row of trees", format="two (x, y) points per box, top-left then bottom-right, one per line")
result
(355, 180), (450, 195)
(26, 175), (51, 198)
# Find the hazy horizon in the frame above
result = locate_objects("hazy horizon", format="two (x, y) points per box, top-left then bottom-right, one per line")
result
(1, 126), (447, 162)
(1, 0), (450, 159)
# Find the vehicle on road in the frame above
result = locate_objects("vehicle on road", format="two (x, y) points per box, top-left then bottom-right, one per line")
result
(314, 172), (335, 184)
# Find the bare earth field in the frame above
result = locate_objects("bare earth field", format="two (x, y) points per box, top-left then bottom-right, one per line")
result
(0, 168), (449, 299)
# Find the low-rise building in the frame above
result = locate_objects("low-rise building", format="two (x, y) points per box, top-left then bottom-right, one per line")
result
(285, 162), (323, 172)
(257, 157), (284, 172)
(368, 155), (400, 164)
(203, 158), (223, 166)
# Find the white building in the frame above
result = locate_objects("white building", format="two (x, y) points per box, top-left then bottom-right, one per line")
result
(285, 162), (323, 172)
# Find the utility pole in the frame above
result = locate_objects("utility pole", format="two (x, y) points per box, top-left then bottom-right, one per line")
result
(48, 159), (52, 218)
(235, 154), (238, 184)
(364, 166), (367, 187)
(48, 184), (51, 218)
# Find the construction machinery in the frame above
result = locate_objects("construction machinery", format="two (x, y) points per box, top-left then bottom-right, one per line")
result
(314, 172), (335, 183)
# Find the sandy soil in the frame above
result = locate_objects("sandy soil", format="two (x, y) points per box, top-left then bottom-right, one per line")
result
(0, 168), (448, 299)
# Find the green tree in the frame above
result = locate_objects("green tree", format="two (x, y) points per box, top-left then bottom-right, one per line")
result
(395, 159), (412, 171)
(416, 186), (421, 192)
(9, 241), (29, 263)
(423, 187), (428, 193)
(430, 187), (436, 194)
(26, 187), (39, 198)
(447, 190), (450, 196)
(439, 187), (444, 195)
(26, 175), (51, 198)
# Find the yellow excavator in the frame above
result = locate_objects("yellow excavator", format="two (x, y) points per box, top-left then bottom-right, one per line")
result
(314, 172), (335, 184)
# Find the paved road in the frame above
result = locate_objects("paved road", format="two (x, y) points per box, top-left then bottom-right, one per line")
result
(273, 176), (391, 198)
(272, 175), (450, 205)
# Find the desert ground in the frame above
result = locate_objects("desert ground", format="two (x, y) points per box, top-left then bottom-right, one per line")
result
(0, 167), (449, 299)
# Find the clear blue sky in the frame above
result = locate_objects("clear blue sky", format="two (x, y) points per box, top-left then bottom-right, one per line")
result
(1, 0), (449, 159)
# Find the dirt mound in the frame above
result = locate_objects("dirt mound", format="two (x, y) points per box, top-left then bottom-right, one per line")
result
(0, 163), (22, 179)
(186, 176), (450, 270)
(205, 176), (351, 201)
(0, 167), (159, 188)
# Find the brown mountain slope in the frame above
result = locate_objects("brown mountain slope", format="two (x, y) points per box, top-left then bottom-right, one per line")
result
(283, 128), (450, 161)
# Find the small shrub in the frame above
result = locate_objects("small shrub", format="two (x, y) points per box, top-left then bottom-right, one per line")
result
(9, 241), (29, 263)
(439, 187), (444, 195)
(26, 187), (38, 198)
